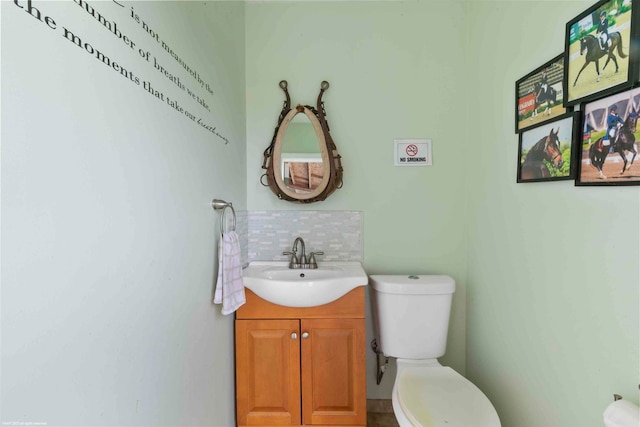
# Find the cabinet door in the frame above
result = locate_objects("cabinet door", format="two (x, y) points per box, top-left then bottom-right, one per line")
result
(236, 319), (301, 426)
(300, 318), (366, 426)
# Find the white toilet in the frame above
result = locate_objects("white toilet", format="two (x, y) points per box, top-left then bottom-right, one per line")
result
(370, 275), (501, 427)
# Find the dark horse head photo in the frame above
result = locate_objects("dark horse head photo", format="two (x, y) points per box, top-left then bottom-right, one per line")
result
(565, 0), (633, 105)
(578, 86), (640, 186)
(518, 113), (577, 183)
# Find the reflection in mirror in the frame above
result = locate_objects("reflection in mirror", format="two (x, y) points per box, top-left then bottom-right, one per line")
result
(261, 81), (343, 203)
(282, 156), (324, 192)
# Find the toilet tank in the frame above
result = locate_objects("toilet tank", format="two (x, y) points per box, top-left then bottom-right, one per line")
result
(370, 275), (455, 360)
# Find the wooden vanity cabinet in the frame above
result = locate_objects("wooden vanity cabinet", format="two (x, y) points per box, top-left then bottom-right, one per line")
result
(235, 287), (366, 427)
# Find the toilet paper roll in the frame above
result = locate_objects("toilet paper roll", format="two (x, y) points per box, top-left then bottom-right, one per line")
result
(603, 399), (639, 427)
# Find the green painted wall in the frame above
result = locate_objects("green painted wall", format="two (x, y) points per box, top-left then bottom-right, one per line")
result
(2, 1), (246, 425)
(247, 0), (639, 425)
(246, 1), (468, 399)
(465, 2), (639, 426)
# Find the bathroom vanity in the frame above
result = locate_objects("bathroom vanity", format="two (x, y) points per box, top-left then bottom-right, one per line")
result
(234, 287), (367, 427)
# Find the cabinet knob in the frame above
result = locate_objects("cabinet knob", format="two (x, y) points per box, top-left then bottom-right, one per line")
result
(291, 333), (298, 340)
(302, 332), (310, 339)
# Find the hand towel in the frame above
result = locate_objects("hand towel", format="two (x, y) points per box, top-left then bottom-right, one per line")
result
(213, 231), (245, 315)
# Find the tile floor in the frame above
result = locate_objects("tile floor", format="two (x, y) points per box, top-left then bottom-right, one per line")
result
(366, 399), (399, 427)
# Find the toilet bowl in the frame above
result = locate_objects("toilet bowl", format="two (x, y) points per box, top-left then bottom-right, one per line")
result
(370, 275), (501, 427)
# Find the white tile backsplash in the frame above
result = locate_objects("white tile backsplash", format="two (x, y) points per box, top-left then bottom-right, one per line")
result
(244, 210), (363, 263)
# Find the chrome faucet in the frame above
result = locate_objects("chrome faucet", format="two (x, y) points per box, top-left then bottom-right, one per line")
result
(283, 237), (323, 269)
(292, 237), (307, 266)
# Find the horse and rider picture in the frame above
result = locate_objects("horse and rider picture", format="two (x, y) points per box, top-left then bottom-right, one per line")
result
(565, 0), (635, 106)
(516, 54), (571, 133)
(517, 113), (577, 183)
(577, 86), (640, 185)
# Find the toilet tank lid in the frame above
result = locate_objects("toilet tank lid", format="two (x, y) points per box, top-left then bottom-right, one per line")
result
(369, 275), (455, 295)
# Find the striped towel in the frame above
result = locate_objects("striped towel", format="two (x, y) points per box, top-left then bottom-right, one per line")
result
(213, 231), (245, 315)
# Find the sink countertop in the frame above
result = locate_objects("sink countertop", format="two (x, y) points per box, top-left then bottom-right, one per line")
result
(242, 261), (367, 308)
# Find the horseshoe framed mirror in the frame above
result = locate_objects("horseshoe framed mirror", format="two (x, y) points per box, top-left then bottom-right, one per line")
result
(261, 80), (343, 203)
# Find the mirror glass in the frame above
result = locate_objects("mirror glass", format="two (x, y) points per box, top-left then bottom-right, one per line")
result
(280, 114), (325, 194)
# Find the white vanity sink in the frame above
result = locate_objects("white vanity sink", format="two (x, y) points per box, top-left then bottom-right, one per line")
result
(242, 261), (367, 307)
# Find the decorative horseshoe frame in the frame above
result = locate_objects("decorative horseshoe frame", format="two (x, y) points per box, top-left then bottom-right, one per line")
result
(261, 80), (343, 203)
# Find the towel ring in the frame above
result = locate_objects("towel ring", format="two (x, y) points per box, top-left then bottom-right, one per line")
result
(212, 199), (236, 235)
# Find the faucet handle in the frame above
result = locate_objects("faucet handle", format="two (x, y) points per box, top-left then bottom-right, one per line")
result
(308, 251), (324, 269)
(283, 251), (298, 268)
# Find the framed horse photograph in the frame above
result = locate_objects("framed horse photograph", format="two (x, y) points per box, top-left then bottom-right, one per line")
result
(517, 112), (578, 183)
(516, 54), (572, 133)
(576, 86), (640, 185)
(564, 0), (638, 106)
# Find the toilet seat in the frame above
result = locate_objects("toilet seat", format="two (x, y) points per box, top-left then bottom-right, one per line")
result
(393, 363), (500, 427)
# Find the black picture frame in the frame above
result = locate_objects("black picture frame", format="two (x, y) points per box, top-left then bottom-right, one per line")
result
(576, 86), (640, 185)
(517, 112), (579, 183)
(516, 54), (573, 133)
(564, 0), (638, 106)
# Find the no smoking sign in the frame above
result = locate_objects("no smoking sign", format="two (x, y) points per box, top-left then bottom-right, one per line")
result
(394, 139), (432, 166)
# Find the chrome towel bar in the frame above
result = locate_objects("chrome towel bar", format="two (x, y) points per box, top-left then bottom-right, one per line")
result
(212, 199), (236, 235)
